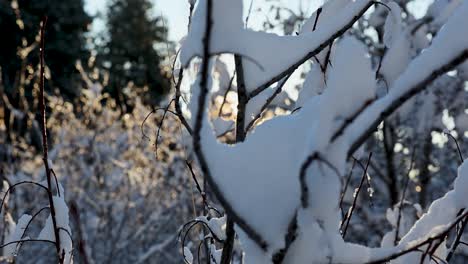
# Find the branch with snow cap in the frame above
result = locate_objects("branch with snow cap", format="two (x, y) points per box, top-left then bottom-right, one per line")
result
(183, 0), (468, 263)
(180, 0), (374, 94)
(290, 2), (468, 262)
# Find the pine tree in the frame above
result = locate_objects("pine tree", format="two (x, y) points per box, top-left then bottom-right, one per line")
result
(102, 0), (169, 109)
(0, 0), (91, 143)
(0, 0), (91, 100)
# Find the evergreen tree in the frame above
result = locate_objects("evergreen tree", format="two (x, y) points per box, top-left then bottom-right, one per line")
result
(0, 0), (91, 143)
(102, 0), (169, 108)
(0, 0), (91, 100)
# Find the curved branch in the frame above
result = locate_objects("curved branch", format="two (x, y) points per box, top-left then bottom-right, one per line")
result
(365, 210), (468, 264)
(0, 239), (56, 249)
(20, 207), (50, 240)
(174, 68), (193, 135)
(347, 50), (468, 157)
(191, 0), (268, 250)
(0, 181), (48, 215)
(248, 1), (374, 98)
(341, 152), (372, 238)
(245, 74), (292, 132)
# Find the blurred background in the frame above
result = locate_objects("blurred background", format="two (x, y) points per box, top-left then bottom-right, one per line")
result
(0, 1), (189, 263)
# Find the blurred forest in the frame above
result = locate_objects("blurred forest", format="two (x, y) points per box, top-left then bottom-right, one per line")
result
(0, 0), (183, 263)
(0, 0), (468, 263)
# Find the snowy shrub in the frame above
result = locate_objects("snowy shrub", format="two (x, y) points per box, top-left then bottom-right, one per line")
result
(1, 86), (197, 263)
(175, 0), (468, 263)
(1, 60), (195, 263)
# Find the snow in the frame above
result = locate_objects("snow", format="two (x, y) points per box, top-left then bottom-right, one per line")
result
(457, 60), (468, 80)
(38, 215), (55, 241)
(386, 207), (398, 227)
(383, 2), (403, 48)
(368, 4), (387, 28)
(3, 214), (32, 258)
(453, 160), (468, 209)
(180, 0), (372, 91)
(182, 0), (468, 262)
(323, 36), (376, 115)
(195, 35), (375, 261)
(344, 0), (468, 153)
(184, 246), (193, 264)
(389, 192), (456, 263)
(244, 86), (276, 128)
(305, 36), (375, 152)
(428, 0), (463, 28)
(300, 0), (349, 34)
(201, 108), (306, 255)
(359, 160), (468, 263)
(196, 215), (227, 240)
(210, 244), (222, 264)
(295, 64), (325, 108)
(212, 118), (234, 137)
(38, 196), (73, 263)
(380, 3), (411, 87)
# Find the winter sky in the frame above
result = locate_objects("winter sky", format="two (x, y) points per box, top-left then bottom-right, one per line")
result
(84, 0), (314, 41)
(84, 0), (432, 42)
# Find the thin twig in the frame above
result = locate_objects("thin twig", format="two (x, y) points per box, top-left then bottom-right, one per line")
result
(339, 159), (356, 219)
(341, 152), (372, 238)
(299, 153), (342, 208)
(0, 239), (56, 249)
(38, 16), (63, 262)
(443, 131), (464, 163)
(154, 99), (175, 158)
(20, 207), (50, 241)
(446, 212), (468, 261)
(141, 108), (179, 141)
(271, 210), (298, 264)
(394, 148), (416, 245)
(245, 74), (292, 132)
(185, 161), (221, 216)
(0, 181), (48, 215)
(174, 67), (193, 135)
(352, 157), (374, 206)
(218, 72), (236, 117)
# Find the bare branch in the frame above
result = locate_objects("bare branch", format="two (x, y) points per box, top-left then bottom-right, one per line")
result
(245, 74), (292, 132)
(38, 17), (63, 262)
(218, 72), (236, 117)
(394, 148), (416, 245)
(341, 152), (372, 238)
(235, 55), (248, 142)
(220, 217), (235, 264)
(174, 68), (193, 135)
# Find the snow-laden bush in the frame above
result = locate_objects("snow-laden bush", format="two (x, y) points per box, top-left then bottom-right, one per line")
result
(176, 0), (468, 263)
(1, 81), (195, 263)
